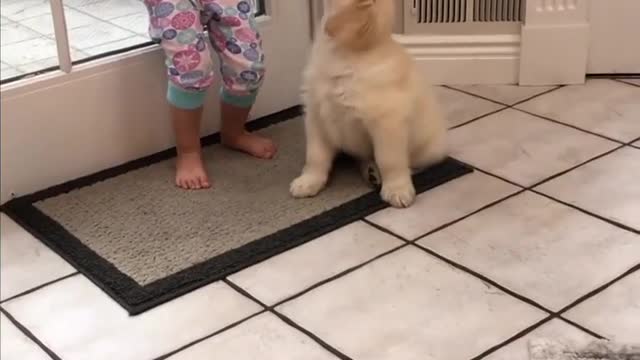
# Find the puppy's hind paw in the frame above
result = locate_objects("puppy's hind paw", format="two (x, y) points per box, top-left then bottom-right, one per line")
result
(380, 181), (416, 208)
(290, 174), (327, 198)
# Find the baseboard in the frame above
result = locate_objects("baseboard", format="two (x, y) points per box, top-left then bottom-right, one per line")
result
(394, 34), (521, 85)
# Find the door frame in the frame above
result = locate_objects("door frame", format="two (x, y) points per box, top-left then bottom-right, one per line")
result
(0, 0), (313, 204)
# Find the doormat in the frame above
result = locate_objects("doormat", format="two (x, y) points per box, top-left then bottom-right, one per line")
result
(2, 107), (473, 315)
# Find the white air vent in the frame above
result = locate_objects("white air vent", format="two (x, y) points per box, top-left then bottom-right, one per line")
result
(411, 0), (523, 23)
(412, 0), (468, 23)
(473, 0), (524, 22)
(404, 0), (525, 35)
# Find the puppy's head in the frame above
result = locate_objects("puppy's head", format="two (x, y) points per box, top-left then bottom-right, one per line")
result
(324, 0), (394, 51)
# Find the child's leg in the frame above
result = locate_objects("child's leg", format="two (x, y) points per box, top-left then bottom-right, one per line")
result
(172, 106), (209, 189)
(205, 0), (276, 159)
(144, 0), (215, 189)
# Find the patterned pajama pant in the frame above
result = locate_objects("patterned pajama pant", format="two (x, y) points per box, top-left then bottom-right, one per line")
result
(143, 0), (265, 109)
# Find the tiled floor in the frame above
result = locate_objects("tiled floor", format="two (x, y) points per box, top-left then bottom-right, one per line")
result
(0, 0), (149, 80)
(1, 79), (639, 360)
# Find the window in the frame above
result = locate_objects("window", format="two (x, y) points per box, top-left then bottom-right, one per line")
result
(1, 0), (267, 83)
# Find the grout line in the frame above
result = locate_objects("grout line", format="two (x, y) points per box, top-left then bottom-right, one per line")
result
(528, 144), (626, 189)
(467, 157), (640, 236)
(223, 279), (269, 308)
(65, 3), (151, 36)
(0, 272), (80, 304)
(510, 85), (567, 107)
(0, 307), (62, 360)
(449, 107), (508, 130)
(513, 108), (626, 145)
(556, 263), (640, 315)
(472, 313), (607, 360)
(361, 218), (411, 242)
(614, 78), (640, 88)
(270, 311), (353, 360)
(442, 85), (510, 106)
(444, 85), (565, 108)
(271, 243), (410, 307)
(45, 4), (141, 46)
(153, 309), (267, 360)
(223, 279), (353, 360)
(411, 242), (554, 314)
(557, 316), (606, 340)
(530, 189), (640, 235)
(407, 189), (527, 242)
(13, 5), (141, 55)
(471, 316), (554, 360)
(446, 84), (632, 148)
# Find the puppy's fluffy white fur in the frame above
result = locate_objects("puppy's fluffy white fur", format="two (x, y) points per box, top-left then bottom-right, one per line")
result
(290, 0), (447, 208)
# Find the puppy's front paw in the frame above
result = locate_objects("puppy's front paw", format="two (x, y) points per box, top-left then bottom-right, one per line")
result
(380, 180), (416, 208)
(290, 174), (327, 198)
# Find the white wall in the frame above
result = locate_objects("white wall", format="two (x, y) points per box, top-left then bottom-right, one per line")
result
(587, 0), (640, 74)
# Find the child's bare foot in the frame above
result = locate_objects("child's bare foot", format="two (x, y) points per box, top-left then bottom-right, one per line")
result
(222, 132), (278, 159)
(175, 152), (211, 190)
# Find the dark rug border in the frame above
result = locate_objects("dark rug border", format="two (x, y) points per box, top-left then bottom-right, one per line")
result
(1, 107), (473, 315)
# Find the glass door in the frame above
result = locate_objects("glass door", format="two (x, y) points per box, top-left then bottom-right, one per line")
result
(0, 0), (312, 202)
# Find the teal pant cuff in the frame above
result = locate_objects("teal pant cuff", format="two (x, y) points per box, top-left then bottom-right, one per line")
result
(167, 83), (206, 110)
(220, 88), (258, 108)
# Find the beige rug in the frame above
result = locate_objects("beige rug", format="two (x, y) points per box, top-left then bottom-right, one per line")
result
(3, 109), (472, 314)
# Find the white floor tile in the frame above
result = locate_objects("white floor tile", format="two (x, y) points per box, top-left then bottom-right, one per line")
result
(565, 271), (640, 343)
(3, 276), (262, 360)
(451, 85), (556, 105)
(67, 20), (135, 52)
(69, 0), (146, 20)
(0, 214), (75, 301)
(450, 108), (617, 186)
(0, 0), (51, 21)
(80, 36), (150, 57)
(537, 147), (640, 230)
(517, 79), (640, 142)
(69, 22), (135, 50)
(0, 37), (58, 67)
(168, 313), (337, 360)
(16, 57), (60, 73)
(19, 7), (96, 35)
(230, 222), (403, 305)
(278, 247), (545, 360)
(0, 313), (50, 360)
(418, 192), (640, 311)
(1, 16), (10, 25)
(0, 21), (40, 45)
(367, 172), (519, 240)
(484, 319), (596, 360)
(109, 12), (150, 36)
(435, 86), (504, 128)
(1, 66), (24, 80)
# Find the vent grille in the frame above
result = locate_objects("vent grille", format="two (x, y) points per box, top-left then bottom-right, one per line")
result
(413, 0), (467, 23)
(473, 0), (524, 22)
(412, 0), (524, 24)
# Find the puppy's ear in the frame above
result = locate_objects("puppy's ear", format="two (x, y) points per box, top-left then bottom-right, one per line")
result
(325, 0), (378, 51)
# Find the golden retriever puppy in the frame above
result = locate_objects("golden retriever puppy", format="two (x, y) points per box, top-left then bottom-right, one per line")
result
(290, 0), (447, 208)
